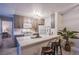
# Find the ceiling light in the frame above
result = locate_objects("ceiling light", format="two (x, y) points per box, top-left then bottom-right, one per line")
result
(33, 8), (43, 18)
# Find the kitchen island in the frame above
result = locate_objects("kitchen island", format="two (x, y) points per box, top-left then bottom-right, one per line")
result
(16, 35), (59, 55)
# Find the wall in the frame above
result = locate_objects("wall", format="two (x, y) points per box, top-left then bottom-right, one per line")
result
(63, 6), (79, 31)
(57, 13), (64, 31)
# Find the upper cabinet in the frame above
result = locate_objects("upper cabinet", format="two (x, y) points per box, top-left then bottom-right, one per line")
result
(14, 15), (24, 28)
(13, 12), (58, 35)
(23, 17), (32, 29)
(38, 18), (45, 25)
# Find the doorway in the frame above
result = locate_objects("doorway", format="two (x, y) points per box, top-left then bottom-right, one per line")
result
(0, 17), (16, 55)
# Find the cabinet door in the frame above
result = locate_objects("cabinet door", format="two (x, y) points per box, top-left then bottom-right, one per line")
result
(21, 41), (49, 55)
(14, 15), (24, 28)
(32, 19), (38, 32)
(0, 18), (2, 46)
(19, 16), (24, 28)
(14, 15), (20, 28)
(0, 18), (1, 34)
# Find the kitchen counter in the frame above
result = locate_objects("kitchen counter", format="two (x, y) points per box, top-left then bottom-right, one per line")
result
(17, 35), (59, 47)
(16, 35), (60, 55)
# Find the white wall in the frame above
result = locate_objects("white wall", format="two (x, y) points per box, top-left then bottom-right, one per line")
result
(63, 6), (79, 31)
(57, 13), (64, 31)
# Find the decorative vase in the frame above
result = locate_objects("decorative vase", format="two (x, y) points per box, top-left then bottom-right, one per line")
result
(64, 40), (71, 51)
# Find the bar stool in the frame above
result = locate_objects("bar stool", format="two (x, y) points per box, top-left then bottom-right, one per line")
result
(51, 39), (62, 55)
(41, 47), (54, 55)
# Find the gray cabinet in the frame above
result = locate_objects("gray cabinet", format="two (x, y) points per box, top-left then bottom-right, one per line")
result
(0, 18), (1, 34)
(14, 15), (24, 28)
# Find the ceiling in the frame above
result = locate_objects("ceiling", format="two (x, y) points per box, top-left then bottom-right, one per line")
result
(0, 3), (77, 17)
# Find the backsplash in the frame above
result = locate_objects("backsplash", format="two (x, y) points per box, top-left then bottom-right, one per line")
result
(38, 25), (51, 36)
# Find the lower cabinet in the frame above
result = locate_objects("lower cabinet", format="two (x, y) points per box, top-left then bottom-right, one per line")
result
(21, 41), (50, 55)
(20, 39), (56, 55)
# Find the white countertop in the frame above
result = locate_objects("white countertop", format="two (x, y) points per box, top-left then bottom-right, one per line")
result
(16, 35), (59, 47)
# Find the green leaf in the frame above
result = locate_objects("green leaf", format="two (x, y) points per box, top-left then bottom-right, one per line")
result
(58, 27), (79, 40)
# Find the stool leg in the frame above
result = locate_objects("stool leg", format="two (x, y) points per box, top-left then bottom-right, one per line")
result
(55, 45), (58, 55)
(53, 46), (55, 55)
(60, 45), (62, 55)
(41, 51), (44, 55)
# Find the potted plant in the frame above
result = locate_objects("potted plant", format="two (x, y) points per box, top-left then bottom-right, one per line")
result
(58, 27), (79, 51)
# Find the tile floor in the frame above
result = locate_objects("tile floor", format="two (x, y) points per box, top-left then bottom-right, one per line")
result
(0, 47), (17, 55)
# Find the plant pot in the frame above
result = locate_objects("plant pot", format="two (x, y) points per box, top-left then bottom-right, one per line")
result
(64, 40), (71, 52)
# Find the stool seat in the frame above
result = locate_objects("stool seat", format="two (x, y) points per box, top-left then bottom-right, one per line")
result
(41, 39), (62, 55)
(44, 49), (52, 52)
(41, 47), (54, 55)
